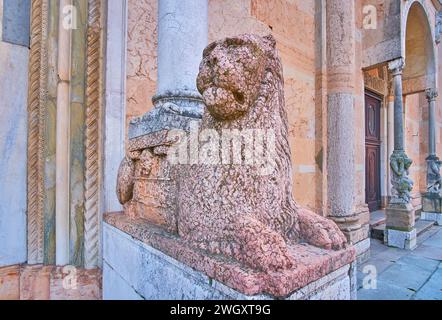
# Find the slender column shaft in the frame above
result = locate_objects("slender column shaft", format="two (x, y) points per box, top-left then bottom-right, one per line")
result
(389, 59), (405, 151)
(157, 0), (208, 97)
(56, 0), (72, 266)
(387, 96), (394, 196)
(426, 89), (438, 157)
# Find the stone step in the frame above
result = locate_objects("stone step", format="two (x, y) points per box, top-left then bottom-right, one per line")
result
(370, 220), (435, 241)
(371, 223), (386, 241)
(369, 210), (386, 228)
(415, 220), (435, 237)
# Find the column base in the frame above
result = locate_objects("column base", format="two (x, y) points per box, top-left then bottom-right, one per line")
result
(330, 206), (370, 263)
(103, 219), (356, 300)
(128, 91), (204, 139)
(384, 228), (417, 250)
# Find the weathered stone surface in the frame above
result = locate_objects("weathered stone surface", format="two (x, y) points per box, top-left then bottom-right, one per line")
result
(0, 265), (102, 300)
(103, 222), (356, 300)
(343, 224), (370, 245)
(0, 3), (29, 267)
(0, 265), (20, 300)
(114, 34), (354, 297)
(126, 0), (158, 121)
(384, 229), (417, 250)
(386, 203), (416, 231)
(104, 213), (354, 298)
(361, 0), (401, 68)
(128, 97), (203, 139)
(19, 265), (52, 300)
(1, 0), (30, 47)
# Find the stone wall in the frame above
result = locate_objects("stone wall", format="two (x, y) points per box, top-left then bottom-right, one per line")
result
(126, 0), (157, 123)
(0, 0), (29, 267)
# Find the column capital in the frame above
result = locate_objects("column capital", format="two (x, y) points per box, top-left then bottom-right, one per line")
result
(426, 88), (438, 102)
(388, 58), (405, 76)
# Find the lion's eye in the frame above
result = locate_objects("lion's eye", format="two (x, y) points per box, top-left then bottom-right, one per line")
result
(203, 42), (218, 57)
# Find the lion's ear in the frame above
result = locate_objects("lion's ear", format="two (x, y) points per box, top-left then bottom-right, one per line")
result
(263, 34), (276, 48)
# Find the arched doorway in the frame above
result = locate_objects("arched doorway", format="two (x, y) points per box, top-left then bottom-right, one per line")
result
(402, 1), (437, 210)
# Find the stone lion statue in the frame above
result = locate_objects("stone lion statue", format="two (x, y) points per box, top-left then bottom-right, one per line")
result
(175, 34), (347, 272)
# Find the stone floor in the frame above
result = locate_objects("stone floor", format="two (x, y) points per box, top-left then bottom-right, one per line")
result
(357, 225), (442, 300)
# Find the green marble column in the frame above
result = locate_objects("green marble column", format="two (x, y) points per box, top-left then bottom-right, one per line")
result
(69, 0), (88, 267)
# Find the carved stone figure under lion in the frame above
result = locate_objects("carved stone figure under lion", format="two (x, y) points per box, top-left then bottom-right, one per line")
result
(110, 34), (355, 297)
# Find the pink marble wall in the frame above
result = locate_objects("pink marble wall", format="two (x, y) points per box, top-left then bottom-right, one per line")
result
(126, 0), (157, 122)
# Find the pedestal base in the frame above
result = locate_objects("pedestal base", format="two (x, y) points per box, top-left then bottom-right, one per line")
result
(422, 193), (442, 213)
(421, 212), (442, 226)
(385, 203), (415, 231)
(422, 193), (442, 226)
(103, 221), (356, 300)
(384, 228), (417, 250)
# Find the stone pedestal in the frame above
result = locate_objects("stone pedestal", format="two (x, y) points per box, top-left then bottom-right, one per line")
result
(385, 203), (416, 250)
(421, 193), (442, 225)
(103, 221), (357, 300)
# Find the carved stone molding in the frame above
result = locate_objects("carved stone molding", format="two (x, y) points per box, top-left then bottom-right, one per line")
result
(364, 72), (387, 96)
(27, 0), (49, 265)
(84, 0), (104, 269)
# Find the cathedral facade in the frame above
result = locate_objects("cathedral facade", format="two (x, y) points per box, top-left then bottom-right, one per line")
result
(0, 0), (441, 299)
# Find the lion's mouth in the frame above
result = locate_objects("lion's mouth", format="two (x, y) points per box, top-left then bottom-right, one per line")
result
(202, 87), (245, 106)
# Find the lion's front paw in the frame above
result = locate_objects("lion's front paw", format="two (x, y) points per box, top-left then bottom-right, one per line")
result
(236, 216), (295, 272)
(297, 208), (347, 250)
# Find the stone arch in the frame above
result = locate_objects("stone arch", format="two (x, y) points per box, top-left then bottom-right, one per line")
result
(402, 0), (437, 92)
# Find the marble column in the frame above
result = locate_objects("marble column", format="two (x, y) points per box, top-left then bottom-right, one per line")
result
(384, 58), (416, 249)
(55, 0), (72, 266)
(422, 89), (442, 225)
(129, 0), (208, 139)
(387, 95), (395, 200)
(426, 89), (438, 158)
(325, 0), (369, 261)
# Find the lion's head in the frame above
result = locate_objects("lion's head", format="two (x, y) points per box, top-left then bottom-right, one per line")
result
(197, 34), (281, 121)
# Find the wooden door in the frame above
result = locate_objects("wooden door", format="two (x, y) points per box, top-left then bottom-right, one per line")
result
(365, 92), (382, 212)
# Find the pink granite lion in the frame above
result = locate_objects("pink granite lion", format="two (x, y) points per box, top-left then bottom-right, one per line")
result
(175, 34), (347, 272)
